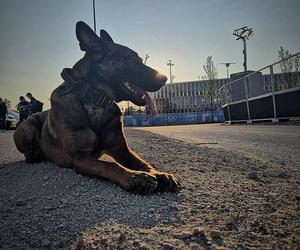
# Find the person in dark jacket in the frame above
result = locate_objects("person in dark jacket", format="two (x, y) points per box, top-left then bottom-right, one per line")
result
(0, 98), (8, 131)
(26, 92), (43, 115)
(17, 96), (29, 125)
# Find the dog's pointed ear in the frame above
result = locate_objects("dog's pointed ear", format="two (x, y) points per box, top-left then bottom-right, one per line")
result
(76, 21), (103, 51)
(100, 29), (114, 43)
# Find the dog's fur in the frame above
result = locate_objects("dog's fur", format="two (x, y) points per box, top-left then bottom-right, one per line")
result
(14, 21), (180, 194)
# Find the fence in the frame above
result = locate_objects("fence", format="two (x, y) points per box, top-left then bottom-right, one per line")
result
(219, 52), (300, 123)
(124, 111), (224, 127)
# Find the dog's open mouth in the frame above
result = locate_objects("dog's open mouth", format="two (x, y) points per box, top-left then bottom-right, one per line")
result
(121, 81), (155, 112)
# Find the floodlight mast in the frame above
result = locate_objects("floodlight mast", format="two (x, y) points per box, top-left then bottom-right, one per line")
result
(233, 26), (254, 72)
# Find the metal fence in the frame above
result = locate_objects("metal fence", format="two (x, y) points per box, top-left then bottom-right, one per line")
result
(219, 52), (300, 123)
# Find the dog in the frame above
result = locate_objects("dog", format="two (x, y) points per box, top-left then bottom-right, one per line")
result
(14, 21), (180, 195)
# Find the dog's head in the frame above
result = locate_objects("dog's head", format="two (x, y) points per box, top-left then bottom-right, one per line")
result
(71, 21), (167, 106)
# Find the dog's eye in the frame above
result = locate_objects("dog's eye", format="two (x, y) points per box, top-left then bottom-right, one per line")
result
(112, 61), (122, 67)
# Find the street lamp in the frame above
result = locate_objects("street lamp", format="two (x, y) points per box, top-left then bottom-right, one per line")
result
(221, 62), (236, 79)
(233, 26), (254, 72)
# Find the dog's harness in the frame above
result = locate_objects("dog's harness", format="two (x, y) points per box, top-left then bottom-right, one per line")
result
(59, 68), (113, 109)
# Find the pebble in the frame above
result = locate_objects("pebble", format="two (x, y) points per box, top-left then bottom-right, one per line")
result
(170, 202), (178, 209)
(210, 230), (221, 239)
(16, 200), (27, 207)
(139, 243), (151, 250)
(132, 239), (140, 246)
(176, 231), (192, 240)
(162, 242), (176, 250)
(192, 227), (205, 237)
(41, 238), (50, 247)
(247, 171), (259, 180)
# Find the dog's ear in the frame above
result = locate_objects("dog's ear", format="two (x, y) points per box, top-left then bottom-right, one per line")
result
(76, 21), (104, 52)
(100, 29), (114, 43)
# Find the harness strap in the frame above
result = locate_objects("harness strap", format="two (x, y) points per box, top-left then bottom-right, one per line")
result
(60, 68), (113, 109)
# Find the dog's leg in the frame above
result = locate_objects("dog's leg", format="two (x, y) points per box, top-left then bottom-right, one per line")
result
(14, 112), (48, 163)
(104, 130), (180, 192)
(72, 158), (158, 195)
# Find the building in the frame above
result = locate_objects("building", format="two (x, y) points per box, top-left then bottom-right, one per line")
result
(151, 71), (300, 114)
(151, 78), (228, 114)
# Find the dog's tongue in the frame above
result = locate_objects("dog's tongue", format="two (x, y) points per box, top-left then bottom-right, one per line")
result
(129, 83), (156, 114)
(143, 91), (156, 114)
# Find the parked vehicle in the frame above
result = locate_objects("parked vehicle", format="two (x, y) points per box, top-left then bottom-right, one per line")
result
(5, 111), (19, 130)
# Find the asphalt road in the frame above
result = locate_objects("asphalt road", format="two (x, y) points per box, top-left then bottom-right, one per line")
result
(137, 123), (300, 168)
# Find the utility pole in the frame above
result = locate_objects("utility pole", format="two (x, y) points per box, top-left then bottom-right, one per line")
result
(221, 62), (236, 79)
(92, 0), (97, 33)
(233, 26), (254, 72)
(167, 60), (175, 83)
(144, 54), (149, 65)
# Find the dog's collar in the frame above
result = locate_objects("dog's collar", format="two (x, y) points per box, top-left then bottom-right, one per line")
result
(60, 68), (113, 109)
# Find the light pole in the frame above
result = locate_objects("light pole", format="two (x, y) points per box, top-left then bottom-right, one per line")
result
(92, 0), (97, 33)
(233, 26), (254, 72)
(167, 60), (175, 83)
(144, 54), (149, 65)
(221, 62), (236, 79)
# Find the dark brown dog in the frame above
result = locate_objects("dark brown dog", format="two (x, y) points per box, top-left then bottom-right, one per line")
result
(14, 21), (180, 194)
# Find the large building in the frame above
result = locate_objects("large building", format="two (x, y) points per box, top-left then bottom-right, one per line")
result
(151, 72), (299, 114)
(151, 78), (228, 114)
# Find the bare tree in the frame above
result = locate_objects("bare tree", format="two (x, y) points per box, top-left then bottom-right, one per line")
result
(278, 46), (300, 88)
(278, 46), (293, 73)
(202, 56), (219, 122)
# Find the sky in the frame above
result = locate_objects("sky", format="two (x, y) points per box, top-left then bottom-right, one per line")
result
(0, 0), (299, 110)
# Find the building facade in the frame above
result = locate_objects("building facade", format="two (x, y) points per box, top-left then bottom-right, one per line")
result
(151, 72), (300, 114)
(151, 78), (228, 114)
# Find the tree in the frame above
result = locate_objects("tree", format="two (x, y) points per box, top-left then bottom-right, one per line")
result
(202, 56), (219, 122)
(278, 46), (300, 88)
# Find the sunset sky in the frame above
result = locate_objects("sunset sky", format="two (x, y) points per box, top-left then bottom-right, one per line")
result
(1, 0), (299, 110)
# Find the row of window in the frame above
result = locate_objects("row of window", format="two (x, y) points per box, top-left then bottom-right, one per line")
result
(152, 79), (228, 99)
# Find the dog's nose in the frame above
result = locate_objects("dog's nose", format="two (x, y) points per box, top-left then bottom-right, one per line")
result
(161, 75), (167, 83)
(156, 74), (167, 84)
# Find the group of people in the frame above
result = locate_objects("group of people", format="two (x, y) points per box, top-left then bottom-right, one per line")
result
(17, 93), (43, 124)
(0, 93), (43, 131)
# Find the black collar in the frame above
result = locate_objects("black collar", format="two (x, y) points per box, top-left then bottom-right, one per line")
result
(59, 68), (114, 109)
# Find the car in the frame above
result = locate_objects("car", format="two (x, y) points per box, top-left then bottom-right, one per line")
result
(5, 111), (19, 130)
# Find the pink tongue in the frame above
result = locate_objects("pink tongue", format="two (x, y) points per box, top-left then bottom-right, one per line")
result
(129, 83), (156, 114)
(144, 91), (156, 113)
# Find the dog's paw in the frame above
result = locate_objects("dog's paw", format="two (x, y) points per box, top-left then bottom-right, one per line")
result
(151, 171), (181, 193)
(124, 171), (158, 195)
(24, 151), (43, 164)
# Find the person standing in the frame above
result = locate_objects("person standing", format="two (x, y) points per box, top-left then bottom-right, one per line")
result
(0, 98), (8, 131)
(17, 96), (29, 125)
(26, 92), (43, 115)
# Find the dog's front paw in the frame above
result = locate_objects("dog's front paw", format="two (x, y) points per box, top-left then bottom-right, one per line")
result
(151, 171), (181, 193)
(123, 171), (158, 195)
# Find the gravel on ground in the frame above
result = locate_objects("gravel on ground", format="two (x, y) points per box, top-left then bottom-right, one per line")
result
(0, 126), (299, 249)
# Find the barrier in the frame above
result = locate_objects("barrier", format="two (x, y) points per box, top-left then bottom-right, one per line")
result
(219, 52), (300, 123)
(124, 111), (224, 127)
